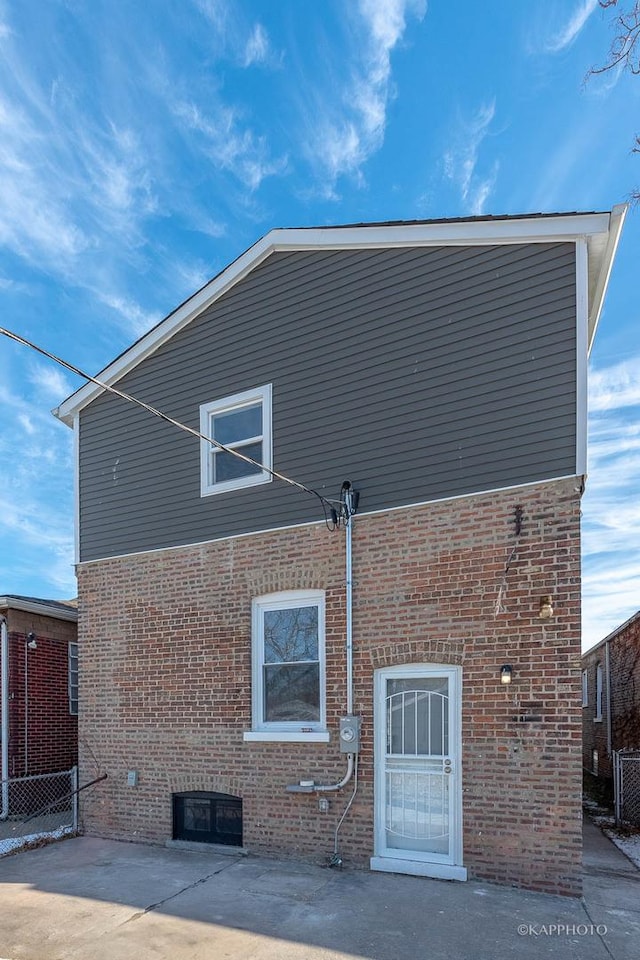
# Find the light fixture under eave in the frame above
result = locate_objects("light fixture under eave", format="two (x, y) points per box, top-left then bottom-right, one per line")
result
(500, 664), (513, 685)
(539, 596), (554, 619)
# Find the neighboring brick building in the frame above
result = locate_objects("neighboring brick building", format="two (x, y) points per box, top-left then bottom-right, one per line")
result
(55, 210), (626, 896)
(582, 610), (640, 782)
(0, 595), (78, 787)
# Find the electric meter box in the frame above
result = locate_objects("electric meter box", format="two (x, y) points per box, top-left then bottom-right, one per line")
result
(339, 715), (361, 753)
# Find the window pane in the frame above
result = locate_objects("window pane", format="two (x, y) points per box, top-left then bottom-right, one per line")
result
(387, 679), (449, 756)
(264, 663), (320, 721)
(264, 606), (318, 663)
(183, 799), (211, 833)
(213, 441), (263, 482)
(212, 403), (262, 444)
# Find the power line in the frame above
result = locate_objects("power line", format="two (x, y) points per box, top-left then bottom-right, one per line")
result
(0, 326), (339, 520)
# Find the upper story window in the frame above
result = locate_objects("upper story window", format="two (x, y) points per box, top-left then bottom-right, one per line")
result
(582, 669), (588, 707)
(199, 385), (272, 497)
(244, 590), (328, 742)
(68, 641), (78, 716)
(595, 663), (603, 721)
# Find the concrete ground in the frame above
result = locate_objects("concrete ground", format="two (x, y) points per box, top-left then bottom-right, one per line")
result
(0, 817), (638, 960)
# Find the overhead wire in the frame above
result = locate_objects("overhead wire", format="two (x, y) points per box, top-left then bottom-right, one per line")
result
(0, 326), (339, 520)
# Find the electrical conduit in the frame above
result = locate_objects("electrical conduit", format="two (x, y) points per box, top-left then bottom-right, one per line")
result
(1, 617), (9, 819)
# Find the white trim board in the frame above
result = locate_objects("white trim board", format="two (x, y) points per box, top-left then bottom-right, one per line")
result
(73, 473), (583, 569)
(54, 208), (626, 427)
(0, 597), (78, 622)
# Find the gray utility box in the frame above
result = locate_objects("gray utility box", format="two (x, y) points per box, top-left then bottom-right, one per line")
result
(339, 715), (361, 753)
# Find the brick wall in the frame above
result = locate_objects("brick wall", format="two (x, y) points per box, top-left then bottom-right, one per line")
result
(582, 612), (640, 780)
(77, 477), (583, 895)
(2, 609), (78, 776)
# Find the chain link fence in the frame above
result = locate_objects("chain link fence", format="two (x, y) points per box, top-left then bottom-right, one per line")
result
(0, 767), (78, 856)
(613, 750), (640, 828)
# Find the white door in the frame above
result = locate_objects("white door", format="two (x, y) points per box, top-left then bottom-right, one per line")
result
(371, 664), (466, 881)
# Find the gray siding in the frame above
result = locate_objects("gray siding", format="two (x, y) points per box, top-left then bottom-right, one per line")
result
(79, 243), (577, 561)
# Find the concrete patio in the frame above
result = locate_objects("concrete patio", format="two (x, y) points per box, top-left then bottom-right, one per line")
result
(0, 817), (638, 960)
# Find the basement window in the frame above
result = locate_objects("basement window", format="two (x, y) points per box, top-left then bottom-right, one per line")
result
(172, 791), (242, 846)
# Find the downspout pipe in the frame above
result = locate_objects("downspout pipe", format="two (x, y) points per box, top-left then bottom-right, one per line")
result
(605, 639), (612, 760)
(1, 617), (9, 819)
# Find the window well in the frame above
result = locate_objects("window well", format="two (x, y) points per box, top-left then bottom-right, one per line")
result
(172, 791), (242, 846)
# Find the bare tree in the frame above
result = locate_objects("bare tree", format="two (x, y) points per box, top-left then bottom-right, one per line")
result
(589, 1), (640, 199)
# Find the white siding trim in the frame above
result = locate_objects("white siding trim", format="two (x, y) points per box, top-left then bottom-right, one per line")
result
(74, 473), (583, 569)
(73, 413), (80, 566)
(576, 239), (589, 478)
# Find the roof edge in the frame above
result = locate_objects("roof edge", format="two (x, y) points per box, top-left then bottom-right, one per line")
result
(54, 210), (621, 427)
(0, 596), (78, 622)
(587, 202), (628, 353)
(582, 607), (640, 657)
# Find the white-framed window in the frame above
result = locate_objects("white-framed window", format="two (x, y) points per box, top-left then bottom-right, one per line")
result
(244, 590), (329, 743)
(582, 669), (588, 707)
(199, 384), (272, 497)
(68, 641), (78, 716)
(595, 663), (603, 721)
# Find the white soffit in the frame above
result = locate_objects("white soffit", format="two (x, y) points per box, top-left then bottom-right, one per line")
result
(54, 208), (626, 426)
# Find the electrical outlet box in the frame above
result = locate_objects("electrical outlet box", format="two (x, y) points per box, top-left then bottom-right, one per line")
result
(339, 715), (361, 753)
(127, 770), (138, 787)
(318, 797), (329, 813)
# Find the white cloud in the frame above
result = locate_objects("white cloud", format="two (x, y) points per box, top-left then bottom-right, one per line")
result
(17, 412), (35, 435)
(443, 101), (498, 214)
(309, 0), (426, 192)
(97, 291), (162, 339)
(589, 357), (640, 411)
(28, 362), (71, 399)
(582, 354), (640, 649)
(243, 23), (271, 66)
(172, 99), (287, 191)
(0, 494), (75, 592)
(545, 0), (598, 52)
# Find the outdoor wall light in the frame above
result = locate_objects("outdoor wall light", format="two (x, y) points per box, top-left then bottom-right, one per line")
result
(26, 631), (37, 649)
(539, 596), (554, 619)
(500, 664), (513, 685)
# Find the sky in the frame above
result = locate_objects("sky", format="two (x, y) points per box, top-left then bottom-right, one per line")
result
(0, 0), (638, 651)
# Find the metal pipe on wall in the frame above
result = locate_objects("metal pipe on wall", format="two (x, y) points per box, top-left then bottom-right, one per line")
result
(1, 617), (9, 819)
(605, 640), (612, 759)
(24, 638), (28, 775)
(346, 513), (353, 716)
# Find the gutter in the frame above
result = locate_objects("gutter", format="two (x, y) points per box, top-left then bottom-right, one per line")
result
(1, 617), (9, 819)
(0, 596), (77, 623)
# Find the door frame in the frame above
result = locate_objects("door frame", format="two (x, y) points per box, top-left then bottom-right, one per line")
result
(370, 662), (467, 881)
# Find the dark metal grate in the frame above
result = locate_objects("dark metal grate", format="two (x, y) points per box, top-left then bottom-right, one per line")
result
(172, 791), (242, 846)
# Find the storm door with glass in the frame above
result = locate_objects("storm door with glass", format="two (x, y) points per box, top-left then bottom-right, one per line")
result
(371, 665), (466, 881)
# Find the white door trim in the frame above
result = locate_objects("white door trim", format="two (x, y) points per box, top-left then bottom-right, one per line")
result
(371, 663), (467, 882)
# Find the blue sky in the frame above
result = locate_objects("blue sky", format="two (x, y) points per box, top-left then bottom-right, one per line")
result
(0, 0), (637, 650)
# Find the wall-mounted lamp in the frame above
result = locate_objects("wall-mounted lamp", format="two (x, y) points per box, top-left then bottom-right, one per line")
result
(539, 596), (554, 619)
(26, 631), (37, 650)
(500, 664), (513, 685)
